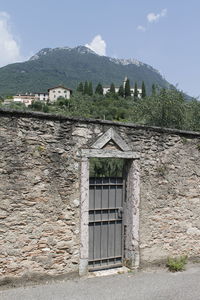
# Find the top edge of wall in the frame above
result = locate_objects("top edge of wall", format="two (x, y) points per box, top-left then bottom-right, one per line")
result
(0, 108), (200, 138)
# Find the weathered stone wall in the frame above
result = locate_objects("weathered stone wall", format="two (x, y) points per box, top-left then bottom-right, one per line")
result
(0, 110), (200, 280)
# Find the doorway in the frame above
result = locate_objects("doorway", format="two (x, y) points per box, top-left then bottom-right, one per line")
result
(88, 158), (125, 270)
(79, 128), (140, 276)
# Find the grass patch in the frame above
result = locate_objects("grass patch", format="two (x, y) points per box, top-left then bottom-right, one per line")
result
(156, 163), (168, 177)
(166, 255), (187, 272)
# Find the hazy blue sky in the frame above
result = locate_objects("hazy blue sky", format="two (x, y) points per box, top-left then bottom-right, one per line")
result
(0, 0), (200, 97)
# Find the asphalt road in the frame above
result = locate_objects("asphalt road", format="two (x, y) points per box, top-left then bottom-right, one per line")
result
(0, 264), (200, 300)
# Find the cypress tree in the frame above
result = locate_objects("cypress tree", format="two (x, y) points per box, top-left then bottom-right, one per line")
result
(83, 81), (89, 95)
(124, 78), (131, 98)
(95, 83), (103, 95)
(77, 82), (84, 93)
(88, 82), (93, 96)
(134, 82), (138, 101)
(110, 83), (116, 94)
(118, 85), (124, 97)
(151, 84), (156, 96)
(141, 81), (146, 98)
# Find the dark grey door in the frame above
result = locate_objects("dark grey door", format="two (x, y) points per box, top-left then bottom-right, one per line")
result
(89, 177), (124, 270)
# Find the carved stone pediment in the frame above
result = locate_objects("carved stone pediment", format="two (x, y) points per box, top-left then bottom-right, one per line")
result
(91, 128), (131, 151)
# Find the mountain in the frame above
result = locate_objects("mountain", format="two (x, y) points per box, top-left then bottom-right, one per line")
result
(0, 46), (173, 96)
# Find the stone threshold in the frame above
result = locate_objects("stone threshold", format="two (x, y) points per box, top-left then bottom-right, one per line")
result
(88, 266), (130, 278)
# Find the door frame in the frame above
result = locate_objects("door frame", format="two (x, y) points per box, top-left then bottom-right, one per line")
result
(79, 149), (140, 276)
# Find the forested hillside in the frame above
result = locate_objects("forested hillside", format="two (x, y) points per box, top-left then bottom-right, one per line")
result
(0, 46), (173, 96)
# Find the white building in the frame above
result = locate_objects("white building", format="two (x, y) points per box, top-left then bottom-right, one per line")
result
(103, 77), (142, 98)
(11, 85), (72, 106)
(13, 94), (35, 107)
(48, 86), (72, 103)
(35, 93), (49, 102)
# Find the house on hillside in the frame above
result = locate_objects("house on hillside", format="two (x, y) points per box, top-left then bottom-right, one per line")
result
(13, 94), (35, 106)
(103, 77), (142, 97)
(11, 85), (72, 106)
(48, 86), (73, 103)
(35, 92), (49, 102)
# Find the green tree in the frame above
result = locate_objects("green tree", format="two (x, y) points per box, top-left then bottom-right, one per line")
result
(95, 83), (103, 95)
(141, 81), (146, 98)
(83, 81), (89, 95)
(151, 84), (156, 96)
(124, 79), (131, 98)
(31, 101), (43, 111)
(134, 82), (138, 101)
(118, 85), (124, 97)
(88, 82), (93, 96)
(185, 99), (200, 131)
(77, 82), (84, 93)
(138, 89), (186, 129)
(110, 83), (116, 95)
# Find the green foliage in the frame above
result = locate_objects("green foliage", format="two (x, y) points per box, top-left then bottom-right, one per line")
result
(31, 101), (43, 111)
(185, 99), (200, 131)
(82, 81), (93, 96)
(77, 82), (84, 93)
(4, 88), (200, 132)
(55, 97), (71, 108)
(125, 79), (131, 98)
(88, 82), (93, 96)
(31, 101), (49, 112)
(5, 101), (27, 110)
(118, 85), (124, 97)
(141, 81), (146, 98)
(95, 83), (103, 95)
(37, 145), (46, 152)
(166, 256), (187, 272)
(181, 137), (188, 144)
(156, 164), (168, 177)
(137, 89), (186, 129)
(151, 84), (156, 96)
(134, 82), (138, 101)
(89, 158), (125, 177)
(110, 83), (116, 95)
(83, 81), (89, 95)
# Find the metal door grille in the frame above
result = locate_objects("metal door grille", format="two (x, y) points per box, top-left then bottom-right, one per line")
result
(89, 177), (124, 270)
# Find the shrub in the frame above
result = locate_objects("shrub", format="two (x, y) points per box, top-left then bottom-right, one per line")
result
(166, 255), (187, 272)
(156, 163), (168, 177)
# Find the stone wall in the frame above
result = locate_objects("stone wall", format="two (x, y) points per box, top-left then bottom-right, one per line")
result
(0, 109), (200, 281)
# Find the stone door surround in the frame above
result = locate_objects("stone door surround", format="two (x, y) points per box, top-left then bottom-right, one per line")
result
(79, 128), (140, 275)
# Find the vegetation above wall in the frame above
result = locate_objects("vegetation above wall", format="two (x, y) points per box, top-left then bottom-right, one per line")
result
(1, 88), (200, 131)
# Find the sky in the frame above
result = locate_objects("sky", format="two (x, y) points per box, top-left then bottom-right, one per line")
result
(0, 0), (200, 97)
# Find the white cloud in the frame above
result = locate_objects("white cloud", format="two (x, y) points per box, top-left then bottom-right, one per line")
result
(0, 11), (21, 67)
(147, 8), (167, 23)
(137, 25), (146, 32)
(85, 35), (106, 56)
